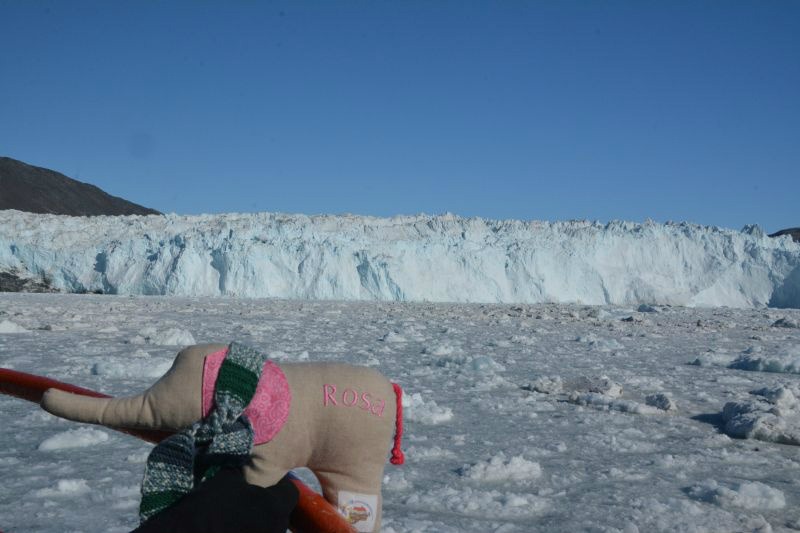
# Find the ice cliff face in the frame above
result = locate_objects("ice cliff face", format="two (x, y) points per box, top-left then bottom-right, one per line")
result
(1, 210), (798, 308)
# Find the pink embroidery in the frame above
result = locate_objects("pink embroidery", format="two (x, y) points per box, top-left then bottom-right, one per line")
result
(322, 384), (385, 417)
(323, 384), (337, 406)
(202, 348), (291, 445)
(342, 388), (358, 406)
(371, 398), (386, 417)
(358, 392), (372, 411)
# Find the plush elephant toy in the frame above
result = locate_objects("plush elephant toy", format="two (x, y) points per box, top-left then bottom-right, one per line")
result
(41, 342), (404, 533)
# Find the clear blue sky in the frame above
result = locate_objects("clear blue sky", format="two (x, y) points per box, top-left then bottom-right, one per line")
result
(1, 1), (798, 231)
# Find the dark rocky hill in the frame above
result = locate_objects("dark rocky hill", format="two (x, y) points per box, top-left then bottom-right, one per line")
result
(769, 228), (800, 243)
(0, 156), (161, 216)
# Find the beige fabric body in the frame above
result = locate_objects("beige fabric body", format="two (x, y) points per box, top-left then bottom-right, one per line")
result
(41, 343), (397, 532)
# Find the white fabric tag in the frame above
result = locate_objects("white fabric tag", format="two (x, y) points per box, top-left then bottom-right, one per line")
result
(337, 490), (378, 532)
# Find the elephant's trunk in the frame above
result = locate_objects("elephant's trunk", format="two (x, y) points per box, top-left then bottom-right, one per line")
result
(42, 389), (156, 428)
(40, 344), (216, 430)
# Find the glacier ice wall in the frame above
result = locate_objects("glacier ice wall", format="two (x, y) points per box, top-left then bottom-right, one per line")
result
(1, 210), (798, 308)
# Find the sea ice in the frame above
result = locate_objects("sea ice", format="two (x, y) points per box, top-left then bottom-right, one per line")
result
(2, 294), (800, 532)
(380, 331), (408, 343)
(403, 392), (454, 425)
(645, 393), (677, 412)
(772, 317), (799, 328)
(460, 452), (542, 483)
(421, 343), (460, 356)
(0, 319), (28, 333)
(568, 392), (661, 415)
(129, 326), (196, 346)
(575, 334), (624, 352)
(32, 479), (91, 498)
(403, 486), (549, 519)
(729, 345), (800, 374)
(687, 479), (786, 510)
(38, 427), (110, 451)
(524, 375), (564, 394)
(571, 376), (624, 397)
(91, 357), (173, 379)
(435, 354), (504, 373)
(405, 445), (457, 461)
(722, 386), (800, 445)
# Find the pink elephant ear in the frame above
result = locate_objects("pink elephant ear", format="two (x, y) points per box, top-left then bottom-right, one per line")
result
(202, 348), (291, 445)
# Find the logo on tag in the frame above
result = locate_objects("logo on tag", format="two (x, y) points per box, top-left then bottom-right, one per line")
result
(338, 490), (378, 532)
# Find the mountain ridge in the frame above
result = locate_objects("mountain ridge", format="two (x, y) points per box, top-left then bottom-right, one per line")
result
(0, 156), (160, 216)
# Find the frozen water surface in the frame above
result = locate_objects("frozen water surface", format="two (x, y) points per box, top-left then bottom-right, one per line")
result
(1, 293), (800, 532)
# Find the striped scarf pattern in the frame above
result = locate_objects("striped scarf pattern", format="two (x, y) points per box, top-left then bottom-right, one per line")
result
(139, 342), (270, 523)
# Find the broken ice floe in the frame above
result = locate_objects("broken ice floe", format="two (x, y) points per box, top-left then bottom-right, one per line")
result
(125, 452), (149, 464)
(772, 317), (799, 329)
(525, 375), (622, 397)
(584, 307), (612, 320)
(265, 349), (310, 362)
(38, 427), (110, 451)
(403, 486), (548, 519)
(382, 470), (411, 491)
(430, 353), (511, 390)
(729, 345), (800, 374)
(645, 393), (677, 412)
(0, 319), (28, 333)
(459, 452), (542, 483)
(32, 479), (91, 498)
(128, 326), (196, 346)
(686, 479), (785, 510)
(574, 334), (624, 352)
(523, 375), (675, 414)
(109, 485), (141, 510)
(421, 343), (460, 356)
(403, 392), (454, 425)
(620, 314), (650, 324)
(91, 355), (173, 379)
(509, 334), (537, 346)
(688, 349), (734, 367)
(380, 331), (408, 343)
(721, 385), (800, 445)
(572, 376), (624, 398)
(405, 445), (456, 461)
(524, 375), (564, 394)
(569, 393), (662, 415)
(435, 354), (505, 373)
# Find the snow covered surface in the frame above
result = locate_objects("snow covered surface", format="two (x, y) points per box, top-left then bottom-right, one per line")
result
(2, 293), (800, 532)
(2, 210), (799, 308)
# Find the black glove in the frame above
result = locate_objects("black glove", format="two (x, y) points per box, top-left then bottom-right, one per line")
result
(131, 468), (299, 533)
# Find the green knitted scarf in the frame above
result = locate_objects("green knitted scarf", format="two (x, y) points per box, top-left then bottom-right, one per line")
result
(138, 342), (270, 523)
